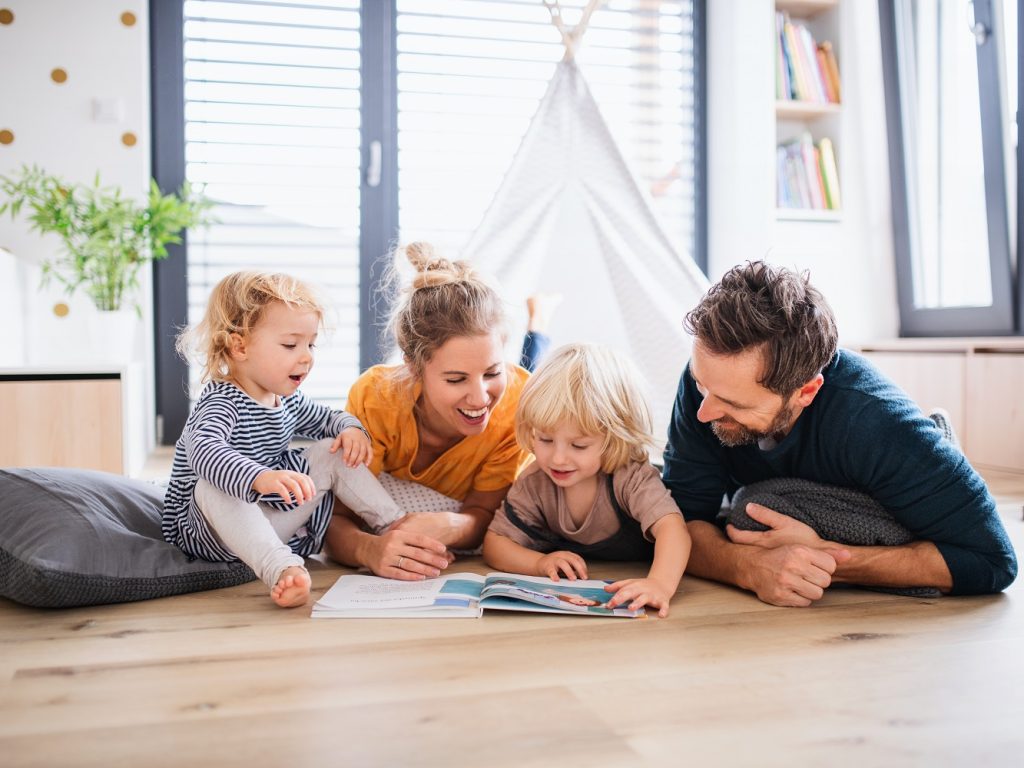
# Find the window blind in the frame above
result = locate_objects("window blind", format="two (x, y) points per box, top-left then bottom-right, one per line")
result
(183, 0), (362, 408)
(394, 0), (697, 257)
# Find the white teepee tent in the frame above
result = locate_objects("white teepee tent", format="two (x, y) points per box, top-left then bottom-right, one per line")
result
(463, 1), (710, 448)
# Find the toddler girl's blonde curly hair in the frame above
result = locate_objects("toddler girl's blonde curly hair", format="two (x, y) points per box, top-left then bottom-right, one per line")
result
(178, 271), (325, 384)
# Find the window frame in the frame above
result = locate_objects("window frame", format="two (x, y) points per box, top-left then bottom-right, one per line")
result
(151, 0), (707, 444)
(879, 0), (1019, 336)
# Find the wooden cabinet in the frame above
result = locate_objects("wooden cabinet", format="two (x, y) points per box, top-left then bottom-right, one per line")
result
(0, 366), (145, 476)
(857, 339), (1024, 474)
(964, 352), (1024, 471)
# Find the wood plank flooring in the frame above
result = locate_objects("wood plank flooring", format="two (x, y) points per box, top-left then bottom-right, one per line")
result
(2, 471), (1022, 767)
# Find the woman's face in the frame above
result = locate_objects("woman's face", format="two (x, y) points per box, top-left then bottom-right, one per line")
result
(416, 332), (508, 440)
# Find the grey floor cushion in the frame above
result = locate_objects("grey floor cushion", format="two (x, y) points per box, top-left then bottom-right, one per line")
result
(0, 467), (255, 608)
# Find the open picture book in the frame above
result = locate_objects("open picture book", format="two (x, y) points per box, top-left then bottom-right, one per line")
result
(311, 571), (646, 619)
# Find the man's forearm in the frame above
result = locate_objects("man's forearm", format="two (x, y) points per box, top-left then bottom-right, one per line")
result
(832, 540), (952, 591)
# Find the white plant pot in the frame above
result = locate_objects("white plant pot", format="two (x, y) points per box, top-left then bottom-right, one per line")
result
(86, 308), (137, 365)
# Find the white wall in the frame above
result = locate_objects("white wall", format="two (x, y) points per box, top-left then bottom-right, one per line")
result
(707, 0), (900, 345)
(0, 0), (153, 447)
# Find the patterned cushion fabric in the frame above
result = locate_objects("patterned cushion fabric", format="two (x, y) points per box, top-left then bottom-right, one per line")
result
(0, 467), (254, 608)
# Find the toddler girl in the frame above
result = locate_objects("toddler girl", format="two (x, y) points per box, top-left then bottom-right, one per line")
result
(163, 271), (404, 607)
(483, 343), (691, 617)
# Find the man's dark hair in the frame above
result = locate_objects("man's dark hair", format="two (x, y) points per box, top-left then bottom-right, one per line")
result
(684, 261), (838, 395)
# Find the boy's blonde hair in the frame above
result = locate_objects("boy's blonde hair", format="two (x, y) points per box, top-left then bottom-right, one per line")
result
(515, 343), (655, 473)
(384, 241), (507, 386)
(178, 271), (325, 384)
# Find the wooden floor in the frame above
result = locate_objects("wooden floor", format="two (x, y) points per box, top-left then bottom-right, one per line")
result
(2, 470), (1022, 767)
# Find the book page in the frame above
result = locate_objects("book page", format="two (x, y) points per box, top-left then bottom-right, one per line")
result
(479, 573), (643, 617)
(317, 575), (447, 610)
(313, 573), (486, 615)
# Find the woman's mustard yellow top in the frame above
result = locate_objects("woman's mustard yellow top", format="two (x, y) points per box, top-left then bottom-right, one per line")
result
(345, 364), (530, 501)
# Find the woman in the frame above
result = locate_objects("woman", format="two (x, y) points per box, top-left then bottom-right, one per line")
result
(323, 242), (552, 580)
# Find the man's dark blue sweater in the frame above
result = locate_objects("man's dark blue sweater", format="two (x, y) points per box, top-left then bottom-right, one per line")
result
(662, 349), (1017, 595)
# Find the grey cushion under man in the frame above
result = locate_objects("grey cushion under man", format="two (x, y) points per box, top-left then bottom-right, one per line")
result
(728, 478), (942, 598)
(0, 467), (255, 608)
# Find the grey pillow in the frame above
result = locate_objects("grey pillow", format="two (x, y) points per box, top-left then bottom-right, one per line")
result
(0, 467), (255, 608)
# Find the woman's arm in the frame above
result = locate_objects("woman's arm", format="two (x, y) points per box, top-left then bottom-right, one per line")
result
(322, 507), (451, 581)
(388, 486), (509, 550)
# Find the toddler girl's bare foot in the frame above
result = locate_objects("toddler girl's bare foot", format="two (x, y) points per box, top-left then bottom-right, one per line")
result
(271, 565), (311, 608)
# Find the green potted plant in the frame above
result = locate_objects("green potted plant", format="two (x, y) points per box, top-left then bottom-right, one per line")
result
(0, 164), (212, 314)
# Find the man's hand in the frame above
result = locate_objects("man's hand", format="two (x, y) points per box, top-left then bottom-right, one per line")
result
(726, 502), (827, 549)
(742, 544), (851, 607)
(253, 470), (315, 506)
(330, 427), (372, 468)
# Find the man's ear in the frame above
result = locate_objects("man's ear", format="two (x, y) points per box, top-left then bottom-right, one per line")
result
(794, 373), (825, 407)
(227, 332), (247, 361)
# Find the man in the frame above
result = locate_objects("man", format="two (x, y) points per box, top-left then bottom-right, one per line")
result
(662, 262), (1017, 607)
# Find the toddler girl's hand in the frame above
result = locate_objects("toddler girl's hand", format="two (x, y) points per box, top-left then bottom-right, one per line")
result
(604, 577), (674, 618)
(331, 427), (372, 467)
(537, 551), (588, 581)
(253, 470), (315, 506)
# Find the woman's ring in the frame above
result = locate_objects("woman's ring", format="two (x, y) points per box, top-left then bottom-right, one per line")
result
(397, 556), (405, 570)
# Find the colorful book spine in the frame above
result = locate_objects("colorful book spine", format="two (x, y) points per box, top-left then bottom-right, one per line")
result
(799, 132), (825, 208)
(781, 16), (811, 100)
(819, 41), (842, 103)
(819, 137), (842, 209)
(797, 25), (827, 102)
(776, 146), (791, 207)
(775, 13), (790, 100)
(816, 47), (837, 103)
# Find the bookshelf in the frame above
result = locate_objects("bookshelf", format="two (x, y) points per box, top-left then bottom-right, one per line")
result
(774, 0), (842, 217)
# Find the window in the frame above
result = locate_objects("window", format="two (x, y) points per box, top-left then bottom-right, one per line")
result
(152, 0), (705, 442)
(880, 0), (1019, 335)
(182, 0), (363, 408)
(393, 0), (698, 256)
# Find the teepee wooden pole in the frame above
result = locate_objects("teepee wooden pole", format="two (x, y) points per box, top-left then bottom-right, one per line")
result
(543, 0), (577, 61)
(543, 0), (605, 63)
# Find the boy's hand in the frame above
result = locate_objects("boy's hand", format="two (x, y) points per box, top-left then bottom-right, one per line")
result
(604, 577), (675, 618)
(253, 470), (315, 506)
(330, 427), (372, 467)
(536, 551), (588, 581)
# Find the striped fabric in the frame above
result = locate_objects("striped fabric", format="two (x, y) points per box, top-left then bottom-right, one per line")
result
(163, 381), (362, 562)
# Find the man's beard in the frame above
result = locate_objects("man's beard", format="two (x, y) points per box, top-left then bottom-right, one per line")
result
(710, 400), (797, 448)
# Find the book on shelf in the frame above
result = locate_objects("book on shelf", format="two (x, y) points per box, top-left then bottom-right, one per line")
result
(777, 132), (840, 211)
(818, 137), (842, 209)
(775, 12), (840, 104)
(817, 41), (842, 102)
(311, 571), (647, 619)
(818, 41), (842, 102)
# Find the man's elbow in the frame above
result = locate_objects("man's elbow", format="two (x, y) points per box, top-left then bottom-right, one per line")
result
(989, 549), (1018, 593)
(954, 549), (1018, 595)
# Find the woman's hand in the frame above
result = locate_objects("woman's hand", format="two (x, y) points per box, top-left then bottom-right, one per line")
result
(359, 527), (454, 581)
(536, 551), (588, 581)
